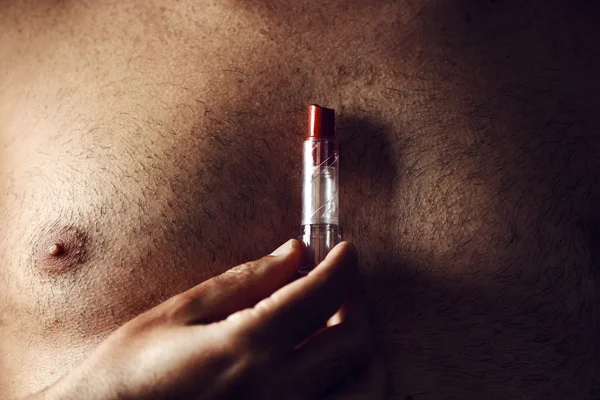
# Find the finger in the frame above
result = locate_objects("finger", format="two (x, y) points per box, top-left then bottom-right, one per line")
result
(324, 353), (389, 400)
(229, 241), (359, 354)
(326, 283), (366, 328)
(157, 239), (303, 324)
(287, 297), (373, 398)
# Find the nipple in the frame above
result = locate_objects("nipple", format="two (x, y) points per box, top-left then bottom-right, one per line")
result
(35, 227), (89, 275)
(48, 243), (65, 257)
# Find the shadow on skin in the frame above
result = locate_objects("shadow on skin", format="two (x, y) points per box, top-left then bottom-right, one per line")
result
(361, 1), (600, 397)
(337, 115), (401, 242)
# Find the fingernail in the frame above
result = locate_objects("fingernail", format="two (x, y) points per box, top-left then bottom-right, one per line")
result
(270, 239), (293, 256)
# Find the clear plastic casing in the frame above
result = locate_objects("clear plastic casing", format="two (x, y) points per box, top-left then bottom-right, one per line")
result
(300, 139), (341, 273)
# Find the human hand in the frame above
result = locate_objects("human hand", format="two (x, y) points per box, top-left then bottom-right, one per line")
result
(31, 240), (387, 400)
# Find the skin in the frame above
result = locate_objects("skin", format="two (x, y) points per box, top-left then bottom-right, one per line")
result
(26, 241), (385, 399)
(0, 0), (599, 398)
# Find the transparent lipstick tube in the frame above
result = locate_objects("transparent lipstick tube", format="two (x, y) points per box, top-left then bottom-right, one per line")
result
(299, 105), (341, 274)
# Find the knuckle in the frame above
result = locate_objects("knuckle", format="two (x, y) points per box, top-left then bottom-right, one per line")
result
(252, 295), (277, 320)
(225, 311), (258, 345)
(231, 260), (261, 278)
(164, 292), (197, 321)
(226, 309), (273, 354)
(114, 312), (155, 341)
(171, 291), (197, 311)
(216, 260), (261, 284)
(107, 290), (205, 342)
(132, 291), (200, 327)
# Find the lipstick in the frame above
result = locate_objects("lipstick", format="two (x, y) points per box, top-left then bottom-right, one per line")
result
(299, 105), (341, 274)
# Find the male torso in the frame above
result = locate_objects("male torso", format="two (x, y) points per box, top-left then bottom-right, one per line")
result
(1, 1), (599, 398)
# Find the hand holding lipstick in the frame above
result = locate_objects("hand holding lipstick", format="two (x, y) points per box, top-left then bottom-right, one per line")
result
(27, 240), (388, 400)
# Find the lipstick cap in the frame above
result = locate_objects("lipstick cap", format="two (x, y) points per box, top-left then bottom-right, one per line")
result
(308, 104), (335, 138)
